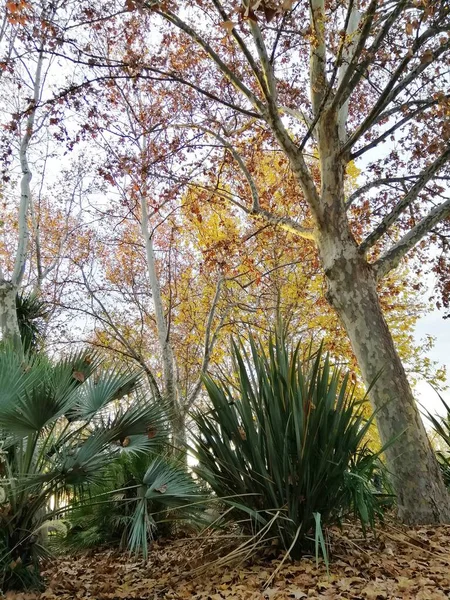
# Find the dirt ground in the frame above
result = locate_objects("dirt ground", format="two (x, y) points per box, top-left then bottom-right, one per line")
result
(5, 522), (450, 600)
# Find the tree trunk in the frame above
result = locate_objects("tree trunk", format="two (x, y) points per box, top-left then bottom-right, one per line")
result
(171, 410), (187, 455)
(139, 190), (185, 450)
(0, 281), (20, 345)
(323, 237), (450, 523)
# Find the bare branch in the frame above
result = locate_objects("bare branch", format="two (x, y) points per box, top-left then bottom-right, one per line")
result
(211, 0), (270, 98)
(187, 276), (226, 408)
(333, 0), (405, 110)
(346, 175), (424, 209)
(374, 198), (450, 280)
(336, 1), (361, 143)
(151, 5), (265, 113)
(360, 146), (450, 252)
(344, 35), (450, 152)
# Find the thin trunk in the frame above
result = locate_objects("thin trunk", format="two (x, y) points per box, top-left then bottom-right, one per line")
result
(171, 410), (187, 454)
(140, 193), (184, 449)
(12, 50), (44, 287)
(323, 236), (450, 522)
(0, 51), (44, 345)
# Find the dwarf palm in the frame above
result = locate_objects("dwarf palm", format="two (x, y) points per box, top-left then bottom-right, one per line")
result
(0, 346), (166, 591)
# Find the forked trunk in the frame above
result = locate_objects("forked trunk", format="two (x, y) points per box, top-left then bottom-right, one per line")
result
(323, 239), (450, 523)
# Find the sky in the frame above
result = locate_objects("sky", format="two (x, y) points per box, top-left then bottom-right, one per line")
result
(414, 305), (450, 423)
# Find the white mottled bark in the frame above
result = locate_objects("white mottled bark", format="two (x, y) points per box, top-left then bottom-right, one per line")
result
(323, 239), (450, 522)
(0, 281), (20, 343)
(314, 112), (449, 523)
(12, 51), (44, 287)
(0, 51), (44, 344)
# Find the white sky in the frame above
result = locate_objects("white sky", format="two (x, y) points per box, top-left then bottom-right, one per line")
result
(414, 307), (450, 420)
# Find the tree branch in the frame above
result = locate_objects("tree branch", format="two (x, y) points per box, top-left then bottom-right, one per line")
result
(12, 49), (44, 286)
(210, 0), (270, 98)
(360, 145), (450, 252)
(176, 123), (316, 241)
(309, 0), (328, 117)
(374, 197), (450, 280)
(151, 5), (265, 113)
(344, 35), (450, 152)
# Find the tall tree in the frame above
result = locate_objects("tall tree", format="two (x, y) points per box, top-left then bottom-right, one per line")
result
(86, 0), (450, 522)
(0, 9), (45, 343)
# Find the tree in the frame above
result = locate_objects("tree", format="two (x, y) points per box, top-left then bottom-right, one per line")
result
(0, 12), (45, 343)
(0, 0), (86, 345)
(86, 0), (450, 522)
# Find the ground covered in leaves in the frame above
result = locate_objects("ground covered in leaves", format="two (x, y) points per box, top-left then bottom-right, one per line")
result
(6, 523), (450, 600)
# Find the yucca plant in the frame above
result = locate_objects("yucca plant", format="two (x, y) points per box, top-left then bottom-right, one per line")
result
(0, 345), (167, 591)
(193, 332), (387, 556)
(65, 451), (204, 559)
(425, 393), (450, 487)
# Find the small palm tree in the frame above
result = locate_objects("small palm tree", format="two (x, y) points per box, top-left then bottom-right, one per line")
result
(0, 346), (167, 591)
(65, 451), (205, 559)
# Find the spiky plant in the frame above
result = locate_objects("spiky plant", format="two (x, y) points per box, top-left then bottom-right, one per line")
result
(425, 393), (450, 487)
(15, 292), (49, 353)
(193, 332), (388, 556)
(0, 346), (167, 591)
(65, 451), (204, 559)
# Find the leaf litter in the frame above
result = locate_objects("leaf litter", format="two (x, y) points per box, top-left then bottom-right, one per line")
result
(4, 521), (450, 600)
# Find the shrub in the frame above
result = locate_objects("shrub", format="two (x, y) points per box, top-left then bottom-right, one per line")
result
(0, 346), (166, 591)
(425, 393), (450, 487)
(15, 292), (49, 353)
(65, 451), (204, 558)
(193, 332), (387, 555)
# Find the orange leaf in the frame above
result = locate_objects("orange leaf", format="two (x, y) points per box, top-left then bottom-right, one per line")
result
(282, 0), (294, 9)
(220, 20), (235, 33)
(6, 1), (19, 13)
(420, 49), (433, 63)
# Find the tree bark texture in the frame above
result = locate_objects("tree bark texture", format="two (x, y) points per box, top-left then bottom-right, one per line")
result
(322, 235), (450, 522)
(0, 281), (20, 345)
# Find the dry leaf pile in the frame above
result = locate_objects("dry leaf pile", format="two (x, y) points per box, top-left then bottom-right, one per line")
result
(4, 523), (450, 600)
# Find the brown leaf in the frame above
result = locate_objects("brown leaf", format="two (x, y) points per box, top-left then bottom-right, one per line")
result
(72, 370), (85, 382)
(238, 426), (247, 440)
(420, 49), (434, 63)
(147, 427), (157, 439)
(155, 484), (168, 493)
(264, 6), (277, 22)
(220, 20), (235, 33)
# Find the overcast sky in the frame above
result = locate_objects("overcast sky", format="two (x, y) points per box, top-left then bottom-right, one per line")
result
(414, 305), (450, 422)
